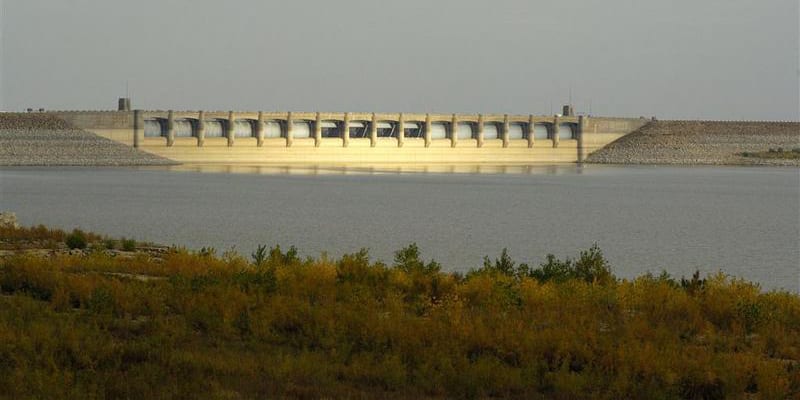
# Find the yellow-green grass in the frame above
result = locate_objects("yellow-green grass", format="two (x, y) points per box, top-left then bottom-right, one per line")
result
(1, 226), (798, 399)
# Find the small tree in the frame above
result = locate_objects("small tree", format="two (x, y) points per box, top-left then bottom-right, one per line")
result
(481, 248), (521, 276)
(121, 238), (136, 252)
(680, 271), (706, 295)
(393, 243), (441, 274)
(573, 244), (615, 285)
(525, 244), (615, 285)
(267, 244), (300, 266)
(251, 244), (268, 268)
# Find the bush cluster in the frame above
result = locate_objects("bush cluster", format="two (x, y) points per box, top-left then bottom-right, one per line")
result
(0, 225), (104, 250)
(741, 148), (800, 159)
(64, 229), (88, 250)
(0, 236), (798, 399)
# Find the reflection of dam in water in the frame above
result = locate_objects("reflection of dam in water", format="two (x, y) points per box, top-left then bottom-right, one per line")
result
(51, 103), (650, 165)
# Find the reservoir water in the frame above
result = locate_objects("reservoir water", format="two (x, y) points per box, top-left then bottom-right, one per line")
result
(1, 165), (798, 292)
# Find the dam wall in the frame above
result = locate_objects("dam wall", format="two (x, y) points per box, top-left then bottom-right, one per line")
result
(51, 110), (649, 164)
(51, 111), (134, 145)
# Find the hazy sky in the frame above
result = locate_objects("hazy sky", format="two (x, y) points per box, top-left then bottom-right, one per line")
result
(1, 0), (798, 120)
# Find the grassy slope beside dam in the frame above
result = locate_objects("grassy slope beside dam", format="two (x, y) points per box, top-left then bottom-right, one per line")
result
(0, 113), (175, 166)
(1, 224), (798, 399)
(587, 121), (800, 166)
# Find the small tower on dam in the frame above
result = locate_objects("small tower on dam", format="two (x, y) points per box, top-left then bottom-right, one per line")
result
(118, 98), (131, 111)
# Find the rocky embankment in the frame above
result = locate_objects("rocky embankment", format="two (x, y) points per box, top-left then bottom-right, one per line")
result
(0, 113), (175, 166)
(587, 121), (800, 166)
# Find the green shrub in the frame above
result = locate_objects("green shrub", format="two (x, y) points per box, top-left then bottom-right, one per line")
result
(65, 230), (88, 250)
(336, 248), (392, 290)
(478, 244), (616, 285)
(102, 239), (117, 250)
(234, 268), (277, 294)
(480, 248), (519, 276)
(680, 270), (706, 294)
(121, 238), (136, 252)
(88, 286), (115, 316)
(251, 244), (268, 267)
(268, 244), (300, 265)
(394, 243), (441, 274)
(198, 247), (217, 257)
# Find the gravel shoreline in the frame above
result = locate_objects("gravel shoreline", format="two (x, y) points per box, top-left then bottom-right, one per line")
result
(0, 113), (176, 166)
(587, 121), (800, 166)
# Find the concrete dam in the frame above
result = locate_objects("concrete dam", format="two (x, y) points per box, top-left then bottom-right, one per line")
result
(51, 103), (650, 165)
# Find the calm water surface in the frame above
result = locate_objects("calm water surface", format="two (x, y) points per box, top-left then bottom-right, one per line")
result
(1, 165), (798, 292)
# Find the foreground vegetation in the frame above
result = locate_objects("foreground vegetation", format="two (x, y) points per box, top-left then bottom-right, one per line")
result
(740, 147), (800, 160)
(1, 225), (799, 399)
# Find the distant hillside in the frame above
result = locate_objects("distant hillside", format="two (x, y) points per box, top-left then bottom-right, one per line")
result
(0, 113), (176, 166)
(587, 120), (800, 166)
